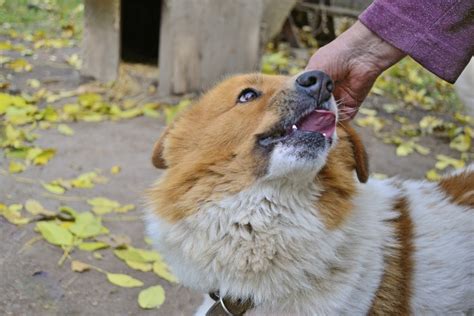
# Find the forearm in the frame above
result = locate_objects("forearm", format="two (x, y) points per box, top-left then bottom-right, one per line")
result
(359, 0), (474, 83)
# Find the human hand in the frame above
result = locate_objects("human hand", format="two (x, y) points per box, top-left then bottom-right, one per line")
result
(306, 21), (405, 120)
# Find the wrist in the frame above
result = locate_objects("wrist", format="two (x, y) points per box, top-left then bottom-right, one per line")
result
(343, 21), (406, 73)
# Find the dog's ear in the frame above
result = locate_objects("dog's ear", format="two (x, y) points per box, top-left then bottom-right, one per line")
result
(340, 122), (369, 183)
(151, 127), (170, 169)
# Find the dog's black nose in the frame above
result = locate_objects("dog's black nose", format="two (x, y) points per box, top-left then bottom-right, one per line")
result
(295, 70), (333, 104)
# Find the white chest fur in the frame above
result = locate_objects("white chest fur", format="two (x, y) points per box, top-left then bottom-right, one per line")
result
(146, 177), (403, 315)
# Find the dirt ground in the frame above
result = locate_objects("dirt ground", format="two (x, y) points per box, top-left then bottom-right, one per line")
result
(0, 32), (470, 316)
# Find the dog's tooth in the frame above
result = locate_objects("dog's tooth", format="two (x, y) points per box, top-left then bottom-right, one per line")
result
(323, 133), (327, 137)
(292, 125), (298, 130)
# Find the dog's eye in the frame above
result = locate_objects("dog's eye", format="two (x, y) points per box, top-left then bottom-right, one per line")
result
(237, 88), (260, 103)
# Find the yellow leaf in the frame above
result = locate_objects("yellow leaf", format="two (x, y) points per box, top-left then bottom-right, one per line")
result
(396, 142), (414, 157)
(419, 116), (444, 133)
(426, 169), (442, 182)
(87, 197), (120, 214)
(116, 204), (135, 213)
(355, 116), (385, 133)
(152, 261), (178, 283)
(358, 108), (377, 116)
(78, 242), (109, 251)
(6, 58), (32, 72)
(93, 252), (103, 260)
(414, 144), (431, 156)
(9, 161), (25, 173)
(114, 247), (162, 263)
(71, 260), (91, 272)
(138, 285), (165, 309)
(42, 182), (65, 195)
(66, 53), (81, 69)
(33, 148), (56, 165)
(449, 133), (471, 152)
(0, 203), (29, 225)
(110, 165), (121, 174)
(106, 273), (144, 288)
(69, 212), (105, 238)
(36, 221), (74, 246)
(27, 79), (41, 89)
(25, 199), (55, 216)
(435, 155), (465, 170)
(57, 124), (74, 136)
(125, 260), (153, 272)
(78, 93), (102, 107)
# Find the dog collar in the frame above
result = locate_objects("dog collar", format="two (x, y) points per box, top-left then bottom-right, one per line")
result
(205, 292), (253, 316)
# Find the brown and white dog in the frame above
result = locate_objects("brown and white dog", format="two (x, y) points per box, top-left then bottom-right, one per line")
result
(146, 71), (473, 315)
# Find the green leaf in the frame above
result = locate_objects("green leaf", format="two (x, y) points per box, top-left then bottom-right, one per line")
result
(78, 242), (109, 251)
(57, 124), (74, 136)
(9, 161), (25, 173)
(450, 133), (471, 152)
(138, 285), (165, 309)
(42, 182), (66, 195)
(125, 260), (153, 272)
(69, 212), (104, 238)
(114, 247), (162, 263)
(25, 199), (55, 216)
(0, 203), (30, 225)
(87, 197), (120, 214)
(153, 262), (178, 283)
(106, 273), (143, 288)
(435, 154), (465, 170)
(36, 221), (74, 246)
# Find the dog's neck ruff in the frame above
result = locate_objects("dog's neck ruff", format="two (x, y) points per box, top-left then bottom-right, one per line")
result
(147, 177), (400, 315)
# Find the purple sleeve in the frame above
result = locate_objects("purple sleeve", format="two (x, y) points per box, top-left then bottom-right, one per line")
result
(359, 0), (474, 83)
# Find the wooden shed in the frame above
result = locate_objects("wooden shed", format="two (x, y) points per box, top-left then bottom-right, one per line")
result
(81, 0), (296, 96)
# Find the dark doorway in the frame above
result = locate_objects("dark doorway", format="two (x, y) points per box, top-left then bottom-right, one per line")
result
(120, 0), (161, 64)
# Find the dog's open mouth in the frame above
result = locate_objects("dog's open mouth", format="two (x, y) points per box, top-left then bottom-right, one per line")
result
(258, 109), (336, 148)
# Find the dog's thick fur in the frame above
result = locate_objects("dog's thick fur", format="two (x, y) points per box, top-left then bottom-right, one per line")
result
(146, 73), (473, 315)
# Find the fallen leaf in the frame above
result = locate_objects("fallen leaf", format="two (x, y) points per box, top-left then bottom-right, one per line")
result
(125, 260), (153, 272)
(36, 221), (74, 246)
(25, 199), (55, 216)
(78, 242), (109, 251)
(42, 182), (66, 195)
(106, 273), (144, 288)
(87, 197), (120, 214)
(426, 169), (442, 181)
(57, 124), (74, 136)
(32, 148), (56, 165)
(69, 212), (105, 238)
(9, 161), (25, 173)
(114, 247), (162, 263)
(116, 204), (135, 213)
(71, 260), (91, 273)
(138, 285), (165, 309)
(110, 165), (121, 174)
(93, 252), (103, 260)
(152, 262), (178, 283)
(0, 203), (29, 225)
(27, 79), (41, 89)
(435, 154), (465, 170)
(450, 133), (471, 152)
(396, 142), (414, 157)
(6, 58), (32, 72)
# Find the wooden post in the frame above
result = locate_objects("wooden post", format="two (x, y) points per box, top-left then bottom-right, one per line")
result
(82, 0), (121, 82)
(158, 0), (264, 96)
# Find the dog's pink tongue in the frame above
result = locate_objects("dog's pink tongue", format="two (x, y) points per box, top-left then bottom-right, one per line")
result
(296, 110), (336, 137)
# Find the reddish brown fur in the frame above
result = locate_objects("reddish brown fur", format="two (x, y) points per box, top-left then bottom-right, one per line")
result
(439, 169), (474, 207)
(369, 196), (414, 315)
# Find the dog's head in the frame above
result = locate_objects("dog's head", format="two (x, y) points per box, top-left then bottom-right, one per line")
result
(150, 71), (368, 224)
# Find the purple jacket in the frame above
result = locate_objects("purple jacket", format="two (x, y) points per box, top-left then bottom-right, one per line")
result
(359, 0), (474, 83)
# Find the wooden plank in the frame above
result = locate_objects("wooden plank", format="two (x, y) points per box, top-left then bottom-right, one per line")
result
(81, 0), (121, 82)
(158, 0), (264, 96)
